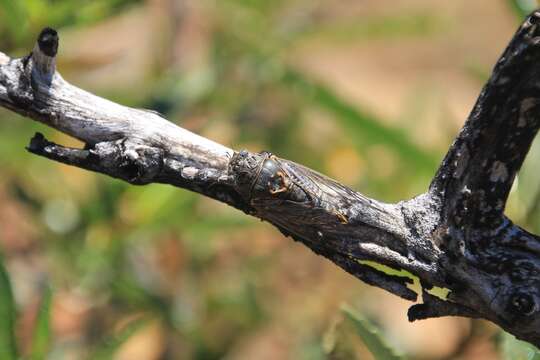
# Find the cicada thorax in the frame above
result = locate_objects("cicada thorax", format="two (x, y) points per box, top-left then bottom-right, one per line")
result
(250, 154), (311, 204)
(229, 150), (313, 203)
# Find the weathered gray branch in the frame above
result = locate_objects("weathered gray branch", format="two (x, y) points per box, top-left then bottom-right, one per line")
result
(0, 19), (539, 347)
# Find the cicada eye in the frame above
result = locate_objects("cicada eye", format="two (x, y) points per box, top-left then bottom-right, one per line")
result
(257, 159), (283, 193)
(261, 158), (280, 175)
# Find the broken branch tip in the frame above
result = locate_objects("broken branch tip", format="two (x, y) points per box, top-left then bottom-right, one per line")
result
(37, 27), (58, 58)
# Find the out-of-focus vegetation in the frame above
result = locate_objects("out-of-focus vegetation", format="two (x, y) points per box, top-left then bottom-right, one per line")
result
(0, 0), (539, 359)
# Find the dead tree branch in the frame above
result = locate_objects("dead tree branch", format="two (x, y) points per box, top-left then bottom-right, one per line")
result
(0, 15), (539, 346)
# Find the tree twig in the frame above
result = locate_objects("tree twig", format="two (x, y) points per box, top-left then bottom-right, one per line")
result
(0, 18), (539, 347)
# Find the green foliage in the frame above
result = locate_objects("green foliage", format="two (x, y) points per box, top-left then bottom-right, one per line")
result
(88, 318), (148, 360)
(29, 287), (53, 360)
(210, 0), (437, 168)
(323, 316), (361, 360)
(282, 69), (437, 174)
(0, 0), (27, 43)
(508, 0), (539, 20)
(0, 255), (17, 360)
(295, 11), (444, 43)
(0, 0), (142, 48)
(341, 305), (404, 360)
(500, 332), (540, 360)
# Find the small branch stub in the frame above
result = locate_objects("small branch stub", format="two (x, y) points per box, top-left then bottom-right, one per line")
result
(32, 27), (58, 82)
(37, 27), (58, 57)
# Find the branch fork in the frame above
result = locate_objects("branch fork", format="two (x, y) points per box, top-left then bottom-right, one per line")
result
(0, 13), (539, 346)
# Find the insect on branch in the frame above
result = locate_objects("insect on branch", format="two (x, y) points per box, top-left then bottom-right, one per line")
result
(0, 11), (539, 347)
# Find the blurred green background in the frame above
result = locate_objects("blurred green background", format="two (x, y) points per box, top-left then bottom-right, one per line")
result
(0, 0), (540, 359)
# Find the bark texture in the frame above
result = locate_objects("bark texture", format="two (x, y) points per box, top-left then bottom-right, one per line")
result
(0, 17), (539, 346)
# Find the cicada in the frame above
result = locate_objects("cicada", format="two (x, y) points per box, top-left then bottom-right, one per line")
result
(229, 150), (385, 232)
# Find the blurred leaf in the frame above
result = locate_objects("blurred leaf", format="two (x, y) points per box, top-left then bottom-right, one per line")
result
(227, 0), (287, 13)
(89, 317), (148, 360)
(341, 305), (404, 360)
(500, 331), (540, 360)
(124, 185), (196, 228)
(29, 286), (53, 360)
(0, 0), (27, 42)
(30, 0), (142, 29)
(111, 275), (169, 314)
(301, 338), (326, 360)
(186, 214), (252, 240)
(283, 69), (438, 174)
(0, 0), (143, 49)
(213, 1), (439, 178)
(0, 254), (18, 360)
(508, 0), (539, 20)
(322, 317), (359, 360)
(296, 12), (443, 43)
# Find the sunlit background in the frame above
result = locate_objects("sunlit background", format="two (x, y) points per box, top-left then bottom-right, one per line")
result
(1, 0), (540, 359)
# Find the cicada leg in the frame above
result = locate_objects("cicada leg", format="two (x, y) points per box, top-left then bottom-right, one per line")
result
(335, 212), (349, 224)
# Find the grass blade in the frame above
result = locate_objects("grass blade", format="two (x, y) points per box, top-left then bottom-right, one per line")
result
(0, 255), (18, 360)
(29, 286), (53, 360)
(507, 0), (539, 20)
(500, 331), (540, 360)
(341, 304), (404, 360)
(282, 69), (438, 174)
(89, 317), (148, 360)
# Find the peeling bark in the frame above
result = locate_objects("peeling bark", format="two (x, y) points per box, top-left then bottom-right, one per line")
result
(0, 16), (539, 346)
